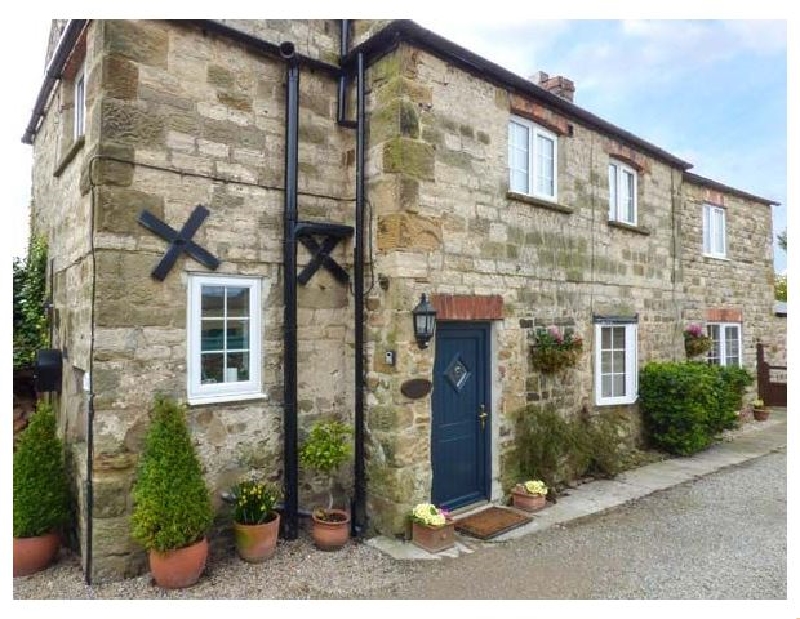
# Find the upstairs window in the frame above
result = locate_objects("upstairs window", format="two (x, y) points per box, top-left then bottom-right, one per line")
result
(74, 65), (85, 139)
(707, 323), (741, 367)
(508, 117), (557, 201)
(608, 160), (637, 225)
(702, 204), (726, 258)
(187, 275), (263, 404)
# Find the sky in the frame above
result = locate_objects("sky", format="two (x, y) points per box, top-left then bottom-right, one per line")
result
(5, 16), (788, 274)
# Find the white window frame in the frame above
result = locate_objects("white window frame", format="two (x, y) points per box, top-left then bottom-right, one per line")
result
(595, 323), (638, 406)
(702, 204), (727, 259)
(608, 159), (637, 225)
(187, 274), (263, 405)
(508, 116), (558, 202)
(706, 322), (742, 367)
(74, 64), (86, 139)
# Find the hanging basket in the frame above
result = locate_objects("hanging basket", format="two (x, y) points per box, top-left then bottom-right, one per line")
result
(684, 335), (712, 358)
(530, 346), (581, 373)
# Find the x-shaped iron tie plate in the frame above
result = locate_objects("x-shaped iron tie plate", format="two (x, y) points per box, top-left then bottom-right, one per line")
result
(138, 205), (220, 281)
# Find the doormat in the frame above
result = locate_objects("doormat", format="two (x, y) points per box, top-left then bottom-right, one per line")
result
(454, 506), (532, 540)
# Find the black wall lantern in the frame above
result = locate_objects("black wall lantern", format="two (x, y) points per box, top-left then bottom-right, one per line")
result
(412, 293), (437, 349)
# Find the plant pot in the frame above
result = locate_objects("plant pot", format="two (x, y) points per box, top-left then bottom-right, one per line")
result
(149, 537), (208, 589)
(753, 407), (769, 422)
(511, 488), (547, 513)
(412, 520), (455, 553)
(310, 509), (350, 551)
(234, 513), (280, 563)
(13, 531), (60, 577)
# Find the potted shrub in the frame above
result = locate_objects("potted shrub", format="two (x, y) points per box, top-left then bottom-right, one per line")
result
(131, 396), (214, 589)
(13, 401), (71, 577)
(684, 324), (712, 358)
(511, 479), (548, 513)
(530, 326), (583, 373)
(753, 399), (769, 422)
(409, 503), (454, 553)
(299, 419), (352, 551)
(231, 479), (281, 563)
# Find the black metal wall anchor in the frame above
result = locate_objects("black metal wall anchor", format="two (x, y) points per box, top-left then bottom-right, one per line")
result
(138, 205), (220, 281)
(295, 221), (354, 285)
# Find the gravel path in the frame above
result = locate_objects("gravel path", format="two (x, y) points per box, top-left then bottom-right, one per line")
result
(15, 449), (785, 600)
(360, 450), (787, 599)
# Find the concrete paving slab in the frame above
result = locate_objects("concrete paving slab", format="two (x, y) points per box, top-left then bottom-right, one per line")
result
(368, 413), (786, 560)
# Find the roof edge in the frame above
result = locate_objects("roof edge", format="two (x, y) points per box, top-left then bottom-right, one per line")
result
(345, 20), (694, 171)
(684, 172), (779, 206)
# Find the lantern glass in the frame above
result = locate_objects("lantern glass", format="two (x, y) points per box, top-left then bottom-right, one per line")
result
(412, 293), (436, 348)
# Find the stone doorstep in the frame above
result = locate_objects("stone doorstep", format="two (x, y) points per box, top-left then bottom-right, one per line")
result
(367, 413), (786, 560)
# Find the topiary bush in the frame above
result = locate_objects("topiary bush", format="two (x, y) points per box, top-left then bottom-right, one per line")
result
(14, 401), (71, 538)
(131, 395), (213, 553)
(300, 419), (352, 511)
(640, 361), (754, 456)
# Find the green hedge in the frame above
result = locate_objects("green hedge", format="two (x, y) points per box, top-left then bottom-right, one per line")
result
(639, 362), (753, 456)
(14, 402), (71, 538)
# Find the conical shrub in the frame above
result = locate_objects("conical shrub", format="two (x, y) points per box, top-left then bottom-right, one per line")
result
(14, 401), (71, 538)
(131, 395), (213, 552)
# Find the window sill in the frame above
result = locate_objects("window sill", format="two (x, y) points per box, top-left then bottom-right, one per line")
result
(607, 220), (650, 236)
(701, 254), (729, 261)
(506, 191), (573, 214)
(596, 397), (638, 407)
(187, 391), (267, 407)
(53, 135), (85, 178)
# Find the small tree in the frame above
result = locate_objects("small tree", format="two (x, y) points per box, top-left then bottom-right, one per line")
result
(131, 396), (213, 553)
(14, 402), (71, 538)
(778, 230), (787, 252)
(775, 273), (787, 302)
(299, 420), (352, 513)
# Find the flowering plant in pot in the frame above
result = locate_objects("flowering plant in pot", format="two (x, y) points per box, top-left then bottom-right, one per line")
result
(299, 419), (353, 551)
(752, 398), (769, 422)
(232, 479), (281, 563)
(684, 324), (712, 358)
(530, 326), (583, 373)
(511, 479), (548, 513)
(13, 401), (71, 577)
(409, 503), (454, 553)
(131, 396), (213, 589)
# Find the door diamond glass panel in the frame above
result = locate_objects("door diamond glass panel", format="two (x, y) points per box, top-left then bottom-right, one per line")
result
(445, 355), (471, 393)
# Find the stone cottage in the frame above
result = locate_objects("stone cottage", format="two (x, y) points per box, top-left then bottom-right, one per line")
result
(24, 19), (778, 582)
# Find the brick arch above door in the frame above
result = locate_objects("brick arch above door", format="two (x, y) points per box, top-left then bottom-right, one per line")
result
(431, 294), (503, 321)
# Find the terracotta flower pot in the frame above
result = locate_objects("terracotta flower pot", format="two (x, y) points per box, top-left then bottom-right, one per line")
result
(13, 531), (60, 577)
(234, 513), (280, 563)
(753, 407), (769, 422)
(149, 537), (208, 589)
(411, 520), (455, 553)
(310, 508), (350, 551)
(511, 487), (548, 513)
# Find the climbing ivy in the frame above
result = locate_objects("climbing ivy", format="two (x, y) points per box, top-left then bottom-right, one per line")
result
(13, 236), (48, 369)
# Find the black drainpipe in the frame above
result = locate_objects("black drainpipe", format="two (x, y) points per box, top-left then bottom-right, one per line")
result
(352, 51), (367, 536)
(280, 40), (300, 540)
(337, 20), (356, 128)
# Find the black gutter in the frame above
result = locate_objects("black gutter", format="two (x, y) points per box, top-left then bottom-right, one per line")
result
(173, 20), (341, 78)
(351, 51), (366, 536)
(337, 19), (356, 128)
(684, 172), (779, 206)
(22, 20), (88, 144)
(280, 41), (300, 541)
(342, 20), (694, 171)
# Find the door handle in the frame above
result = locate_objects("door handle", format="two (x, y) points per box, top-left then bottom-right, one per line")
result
(478, 404), (488, 430)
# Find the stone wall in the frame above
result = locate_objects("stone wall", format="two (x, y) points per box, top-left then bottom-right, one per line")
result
(362, 43), (686, 536)
(682, 180), (775, 403)
(30, 20), (104, 573)
(40, 19), (357, 582)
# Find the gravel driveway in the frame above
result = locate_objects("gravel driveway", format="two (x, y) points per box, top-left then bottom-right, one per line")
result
(15, 450), (785, 600)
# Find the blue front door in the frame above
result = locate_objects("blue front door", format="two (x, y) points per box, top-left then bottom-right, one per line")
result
(431, 322), (491, 510)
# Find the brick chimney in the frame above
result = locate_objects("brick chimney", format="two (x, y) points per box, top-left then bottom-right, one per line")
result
(531, 71), (575, 103)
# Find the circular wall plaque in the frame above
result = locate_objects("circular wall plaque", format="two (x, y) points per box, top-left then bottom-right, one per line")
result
(400, 378), (432, 399)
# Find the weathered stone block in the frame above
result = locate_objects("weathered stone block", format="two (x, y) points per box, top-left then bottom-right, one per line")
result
(382, 138), (435, 181)
(102, 54), (139, 101)
(104, 20), (169, 69)
(96, 186), (164, 234)
(101, 99), (165, 147)
(377, 212), (442, 252)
